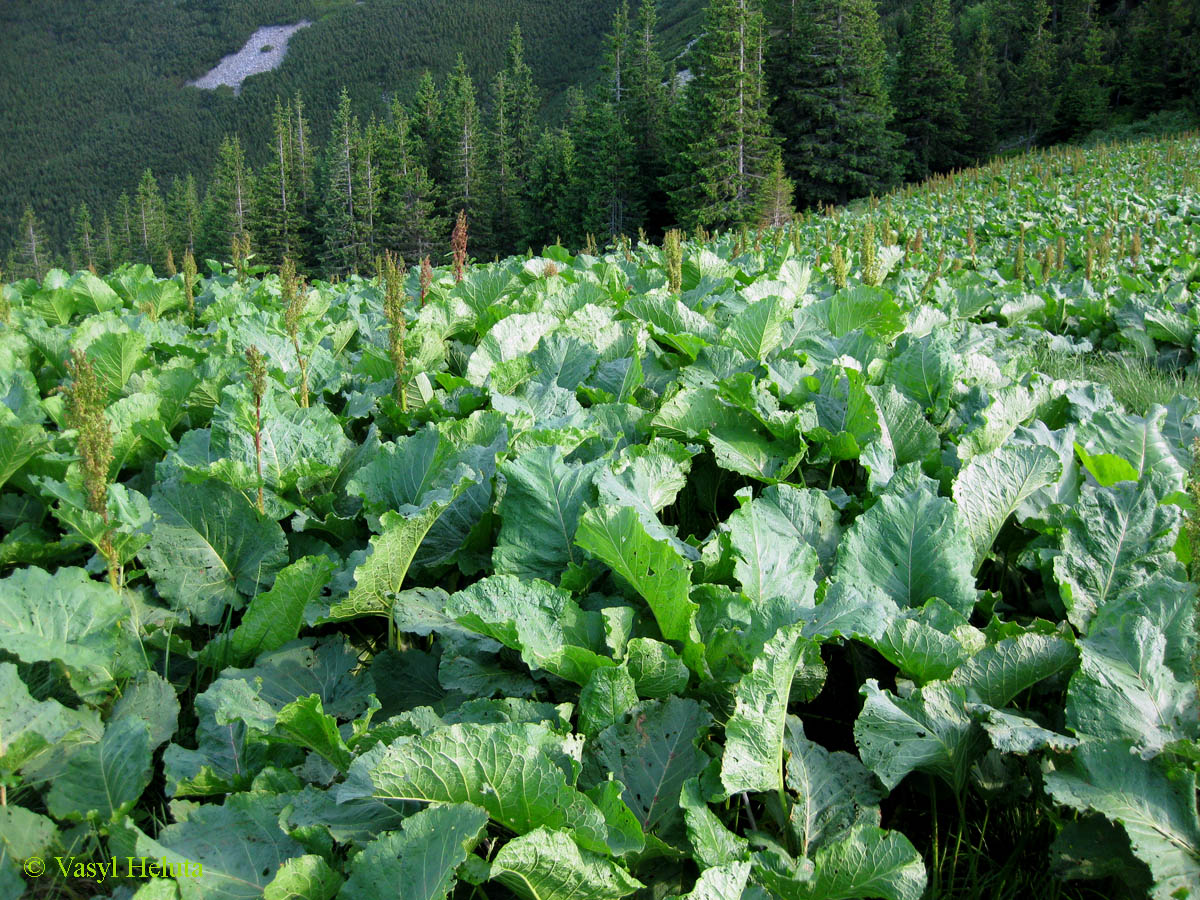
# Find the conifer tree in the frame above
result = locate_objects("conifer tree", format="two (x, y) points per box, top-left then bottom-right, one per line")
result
(379, 101), (445, 261)
(98, 213), (116, 273)
(15, 205), (51, 280)
(1016, 0), (1058, 145)
(628, 0), (671, 234)
(114, 193), (135, 264)
(767, 0), (902, 207)
(672, 0), (776, 229)
(320, 88), (364, 275)
(573, 97), (639, 240)
(526, 126), (579, 250)
(134, 169), (167, 270)
(357, 117), (384, 262)
(490, 27), (541, 252)
(1058, 0), (1110, 135)
(71, 204), (96, 272)
(758, 148), (795, 228)
(443, 56), (491, 254)
(410, 71), (445, 188)
(962, 17), (1001, 160)
(254, 98), (300, 263)
(895, 0), (966, 179)
(166, 175), (200, 259)
(201, 136), (252, 261)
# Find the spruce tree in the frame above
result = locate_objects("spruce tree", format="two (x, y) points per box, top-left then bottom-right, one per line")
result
(99, 213), (115, 273)
(357, 118), (384, 262)
(628, 0), (671, 234)
(134, 169), (167, 270)
(410, 71), (445, 188)
(166, 175), (200, 259)
(895, 0), (966, 179)
(490, 26), (541, 253)
(115, 192), (135, 263)
(1058, 0), (1110, 136)
(758, 148), (795, 228)
(320, 88), (364, 275)
(526, 127), (579, 250)
(71, 203), (96, 272)
(253, 98), (301, 263)
(962, 18), (1001, 160)
(201, 136), (252, 261)
(572, 97), (639, 240)
(768, 0), (902, 207)
(1016, 0), (1058, 145)
(442, 55), (491, 254)
(672, 0), (776, 230)
(291, 93), (319, 263)
(378, 101), (444, 261)
(15, 205), (51, 280)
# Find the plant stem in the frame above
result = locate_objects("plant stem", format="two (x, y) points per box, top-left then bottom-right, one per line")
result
(254, 393), (264, 515)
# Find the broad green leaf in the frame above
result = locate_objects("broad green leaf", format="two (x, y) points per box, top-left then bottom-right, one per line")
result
(801, 582), (899, 644)
(0, 805), (59, 875)
(339, 804), (488, 900)
(968, 705), (1079, 754)
(872, 616), (967, 684)
(331, 503), (449, 620)
(1053, 481), (1183, 631)
(832, 484), (977, 616)
(683, 861), (751, 900)
(490, 827), (644, 900)
(680, 777), (748, 868)
(784, 718), (883, 858)
(624, 638), (690, 699)
(826, 286), (905, 338)
(951, 631), (1078, 708)
(201, 555), (335, 667)
(590, 696), (712, 836)
(809, 367), (881, 463)
(1075, 444), (1140, 487)
(446, 575), (613, 685)
(595, 440), (696, 555)
(952, 444), (1061, 572)
(493, 445), (602, 582)
(0, 663), (101, 774)
(0, 566), (138, 697)
(0, 422), (46, 488)
(467, 311), (558, 385)
(888, 331), (961, 424)
(727, 488), (819, 609)
(69, 271), (122, 314)
(580, 666), (639, 736)
(263, 855), (342, 900)
(46, 716), (152, 822)
(755, 826), (926, 900)
(854, 680), (984, 793)
(338, 722), (609, 852)
(1077, 406), (1187, 491)
(273, 695), (352, 771)
(85, 329), (147, 395)
(586, 779), (646, 856)
(721, 624), (810, 797)
(1066, 616), (1198, 755)
(722, 295), (786, 361)
(577, 505), (705, 673)
(651, 387), (748, 441)
(111, 670), (180, 749)
(281, 785), (411, 845)
(141, 477), (289, 626)
(1044, 740), (1200, 900)
(131, 794), (305, 900)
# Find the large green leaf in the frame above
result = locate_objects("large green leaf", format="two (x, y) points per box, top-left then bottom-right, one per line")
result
(140, 476), (288, 626)
(489, 827), (644, 900)
(888, 331), (961, 424)
(1077, 406), (1188, 491)
(952, 444), (1061, 572)
(832, 484), (977, 616)
(854, 680), (984, 793)
(727, 488), (819, 609)
(722, 295), (787, 361)
(784, 718), (883, 859)
(339, 804), (488, 900)
(1053, 480), (1183, 631)
(338, 722), (610, 852)
(951, 631), (1077, 707)
(130, 793), (305, 900)
(0, 566), (138, 697)
(0, 663), (101, 775)
(1044, 740), (1200, 900)
(721, 624), (811, 797)
(445, 575), (613, 685)
(1066, 615), (1198, 754)
(0, 422), (47, 488)
(330, 503), (450, 620)
(755, 826), (927, 900)
(680, 777), (749, 868)
(590, 696), (711, 836)
(579, 666), (640, 736)
(46, 716), (152, 822)
(493, 445), (602, 582)
(263, 855), (342, 900)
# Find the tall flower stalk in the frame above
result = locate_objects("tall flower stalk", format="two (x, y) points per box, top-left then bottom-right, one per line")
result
(245, 345), (268, 514)
(281, 257), (310, 408)
(382, 250), (409, 411)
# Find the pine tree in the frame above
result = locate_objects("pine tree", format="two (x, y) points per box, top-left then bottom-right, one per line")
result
(628, 0), (671, 234)
(758, 148), (795, 228)
(1016, 0), (1058, 145)
(378, 101), (445, 261)
(895, 0), (966, 179)
(672, 0), (776, 229)
(962, 18), (1001, 160)
(114, 192), (135, 263)
(98, 213), (116, 273)
(573, 97), (640, 241)
(526, 126), (579, 250)
(768, 0), (902, 207)
(1058, 0), (1110, 136)
(71, 203), (96, 272)
(15, 205), (51, 280)
(134, 169), (166, 270)
(201, 136), (252, 260)
(291, 93), (319, 263)
(254, 98), (301, 263)
(442, 55), (491, 254)
(490, 26), (541, 252)
(166, 175), (201, 259)
(320, 88), (364, 275)
(410, 71), (445, 188)
(357, 117), (384, 262)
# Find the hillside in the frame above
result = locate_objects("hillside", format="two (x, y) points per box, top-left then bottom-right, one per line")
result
(0, 0), (704, 253)
(2, 134), (1199, 899)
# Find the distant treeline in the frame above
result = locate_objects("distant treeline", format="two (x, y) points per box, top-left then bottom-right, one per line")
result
(4, 0), (1197, 280)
